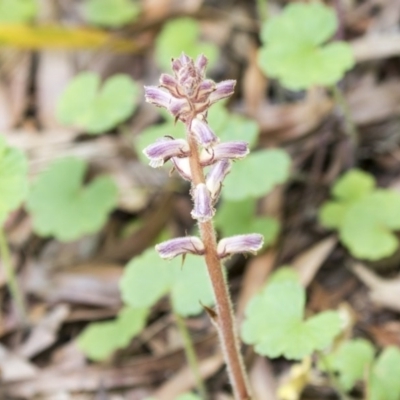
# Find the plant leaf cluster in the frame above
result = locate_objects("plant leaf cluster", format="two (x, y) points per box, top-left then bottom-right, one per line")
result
(0, 136), (28, 226)
(77, 307), (148, 361)
(155, 18), (218, 71)
(241, 268), (342, 360)
(0, 0), (37, 23)
(319, 169), (400, 260)
(120, 248), (215, 317)
(83, 0), (140, 28)
(26, 157), (118, 241)
(258, 2), (355, 89)
(57, 72), (140, 134)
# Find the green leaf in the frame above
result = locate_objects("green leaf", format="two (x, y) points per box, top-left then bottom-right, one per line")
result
(26, 157), (118, 241)
(258, 2), (355, 89)
(0, 0), (37, 23)
(319, 169), (400, 260)
(176, 394), (202, 400)
(322, 339), (374, 391)
(155, 18), (218, 71)
(57, 72), (140, 134)
(0, 136), (28, 226)
(215, 198), (279, 247)
(77, 307), (148, 361)
(83, 0), (140, 27)
(369, 346), (400, 400)
(223, 149), (291, 201)
(241, 268), (342, 360)
(120, 248), (214, 317)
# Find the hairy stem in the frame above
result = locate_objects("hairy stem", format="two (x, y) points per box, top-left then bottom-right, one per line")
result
(187, 132), (251, 400)
(0, 228), (27, 323)
(174, 311), (208, 399)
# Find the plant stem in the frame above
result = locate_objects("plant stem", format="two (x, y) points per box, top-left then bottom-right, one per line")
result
(0, 228), (27, 323)
(331, 85), (358, 147)
(174, 311), (208, 400)
(187, 132), (251, 400)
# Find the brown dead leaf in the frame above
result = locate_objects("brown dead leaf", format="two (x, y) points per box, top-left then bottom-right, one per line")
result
(351, 262), (400, 312)
(351, 34), (400, 62)
(292, 236), (337, 287)
(249, 356), (278, 400)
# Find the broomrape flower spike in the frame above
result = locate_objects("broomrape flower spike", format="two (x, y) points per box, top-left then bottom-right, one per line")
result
(144, 52), (263, 400)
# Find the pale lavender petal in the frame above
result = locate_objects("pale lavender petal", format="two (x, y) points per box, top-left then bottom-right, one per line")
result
(209, 80), (236, 104)
(171, 157), (192, 181)
(217, 234), (264, 259)
(144, 86), (174, 109)
(159, 73), (180, 97)
(195, 54), (208, 75)
(200, 141), (249, 166)
(191, 118), (219, 148)
(179, 52), (191, 65)
(143, 138), (189, 168)
(171, 57), (183, 74)
(191, 183), (215, 222)
(156, 236), (205, 260)
(206, 160), (231, 201)
(197, 79), (215, 99)
(168, 98), (190, 118)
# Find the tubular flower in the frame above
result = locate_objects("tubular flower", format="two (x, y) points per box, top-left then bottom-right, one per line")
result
(200, 141), (249, 166)
(206, 160), (232, 201)
(217, 234), (264, 259)
(143, 138), (190, 168)
(156, 236), (205, 260)
(191, 183), (215, 222)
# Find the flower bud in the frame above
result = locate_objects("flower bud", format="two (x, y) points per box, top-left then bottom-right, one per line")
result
(156, 236), (205, 260)
(195, 54), (208, 76)
(191, 117), (219, 148)
(200, 141), (249, 166)
(159, 73), (181, 97)
(143, 138), (190, 168)
(191, 183), (215, 222)
(217, 234), (264, 259)
(144, 86), (173, 109)
(206, 160), (231, 201)
(209, 80), (236, 104)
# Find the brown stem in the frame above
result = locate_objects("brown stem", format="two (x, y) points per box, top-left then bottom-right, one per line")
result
(187, 130), (251, 400)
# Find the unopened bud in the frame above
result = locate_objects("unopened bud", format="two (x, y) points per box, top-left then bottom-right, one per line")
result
(191, 117), (219, 148)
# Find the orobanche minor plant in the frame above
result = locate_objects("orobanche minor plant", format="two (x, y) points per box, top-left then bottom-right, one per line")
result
(142, 53), (264, 400)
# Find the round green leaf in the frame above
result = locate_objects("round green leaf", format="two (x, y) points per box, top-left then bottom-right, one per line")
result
(369, 347), (400, 400)
(77, 307), (148, 361)
(322, 339), (375, 391)
(258, 2), (355, 89)
(241, 268), (341, 360)
(223, 149), (291, 201)
(120, 248), (214, 317)
(332, 169), (375, 202)
(155, 18), (218, 71)
(57, 72), (140, 134)
(83, 0), (140, 28)
(0, 0), (37, 23)
(26, 157), (118, 241)
(0, 137), (28, 226)
(215, 199), (279, 247)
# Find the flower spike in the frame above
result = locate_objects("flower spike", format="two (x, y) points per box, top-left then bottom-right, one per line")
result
(156, 236), (205, 260)
(217, 234), (264, 259)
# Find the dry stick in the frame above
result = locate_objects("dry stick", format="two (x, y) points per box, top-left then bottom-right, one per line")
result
(186, 131), (251, 400)
(174, 311), (208, 400)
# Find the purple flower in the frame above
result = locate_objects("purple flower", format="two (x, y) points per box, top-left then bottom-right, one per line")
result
(217, 234), (264, 259)
(195, 54), (208, 76)
(206, 160), (231, 201)
(191, 183), (215, 222)
(156, 236), (205, 260)
(191, 117), (219, 148)
(171, 156), (192, 181)
(143, 138), (190, 168)
(200, 141), (249, 166)
(159, 73), (181, 97)
(144, 86), (174, 109)
(209, 80), (236, 105)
